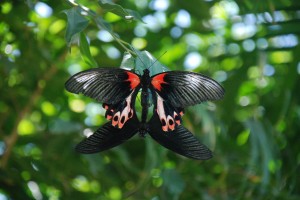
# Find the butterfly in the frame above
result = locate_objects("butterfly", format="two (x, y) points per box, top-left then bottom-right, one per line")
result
(65, 67), (224, 160)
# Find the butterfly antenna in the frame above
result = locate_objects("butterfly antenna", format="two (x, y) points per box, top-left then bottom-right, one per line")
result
(132, 47), (167, 70)
(147, 51), (167, 70)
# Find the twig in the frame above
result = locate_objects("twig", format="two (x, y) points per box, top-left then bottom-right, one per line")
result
(0, 61), (59, 169)
(66, 0), (137, 56)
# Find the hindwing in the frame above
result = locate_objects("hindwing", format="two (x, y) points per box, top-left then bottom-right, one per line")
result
(148, 113), (213, 160)
(76, 114), (139, 153)
(102, 89), (139, 129)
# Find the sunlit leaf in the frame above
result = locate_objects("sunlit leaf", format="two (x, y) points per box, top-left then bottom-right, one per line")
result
(2, 2), (12, 14)
(95, 16), (111, 32)
(79, 32), (97, 67)
(119, 50), (169, 75)
(120, 52), (135, 70)
(49, 19), (66, 35)
(72, 175), (90, 192)
(108, 187), (122, 200)
(98, 0), (144, 23)
(125, 9), (145, 23)
(237, 129), (250, 146)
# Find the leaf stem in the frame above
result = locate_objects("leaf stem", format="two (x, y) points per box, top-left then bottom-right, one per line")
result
(66, 0), (137, 56)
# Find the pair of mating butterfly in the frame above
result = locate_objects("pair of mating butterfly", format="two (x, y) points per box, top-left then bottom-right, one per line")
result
(65, 60), (224, 160)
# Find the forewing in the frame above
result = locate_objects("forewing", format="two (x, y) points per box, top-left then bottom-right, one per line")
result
(76, 115), (139, 153)
(148, 114), (213, 160)
(151, 71), (225, 107)
(65, 68), (140, 104)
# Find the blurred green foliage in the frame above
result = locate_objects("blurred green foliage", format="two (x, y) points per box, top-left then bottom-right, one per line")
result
(1, 0), (300, 199)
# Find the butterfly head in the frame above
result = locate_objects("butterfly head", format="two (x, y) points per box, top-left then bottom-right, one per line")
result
(143, 68), (150, 76)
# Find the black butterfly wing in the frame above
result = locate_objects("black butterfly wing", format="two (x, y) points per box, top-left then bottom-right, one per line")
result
(65, 68), (141, 105)
(151, 71), (225, 108)
(148, 113), (213, 160)
(76, 114), (139, 153)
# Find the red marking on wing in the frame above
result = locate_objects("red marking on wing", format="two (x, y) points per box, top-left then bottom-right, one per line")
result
(179, 111), (184, 116)
(102, 103), (109, 110)
(151, 73), (167, 91)
(126, 71), (140, 89)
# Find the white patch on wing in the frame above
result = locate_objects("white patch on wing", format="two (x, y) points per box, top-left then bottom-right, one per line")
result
(166, 115), (175, 131)
(156, 93), (169, 131)
(156, 92), (182, 131)
(107, 90), (135, 129)
(118, 91), (134, 128)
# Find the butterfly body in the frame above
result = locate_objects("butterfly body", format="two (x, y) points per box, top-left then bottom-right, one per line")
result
(140, 69), (152, 124)
(66, 67), (224, 160)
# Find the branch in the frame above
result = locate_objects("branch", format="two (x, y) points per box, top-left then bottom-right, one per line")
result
(0, 58), (61, 169)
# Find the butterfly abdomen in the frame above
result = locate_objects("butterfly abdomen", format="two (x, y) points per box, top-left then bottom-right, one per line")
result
(140, 69), (152, 123)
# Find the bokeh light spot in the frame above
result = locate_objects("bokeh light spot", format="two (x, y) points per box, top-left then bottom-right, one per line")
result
(242, 39), (255, 52)
(184, 52), (202, 70)
(34, 2), (53, 18)
(150, 0), (169, 11)
(27, 181), (42, 200)
(106, 46), (121, 59)
(0, 141), (6, 156)
(175, 10), (191, 28)
(263, 64), (275, 76)
(69, 99), (85, 113)
(170, 26), (182, 38)
(18, 119), (35, 135)
(143, 14), (161, 32)
(239, 96), (250, 106)
(97, 30), (114, 42)
(132, 38), (147, 49)
(108, 187), (122, 200)
(134, 25), (147, 37)
(41, 101), (57, 116)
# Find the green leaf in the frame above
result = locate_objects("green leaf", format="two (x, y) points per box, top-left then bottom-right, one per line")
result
(79, 32), (97, 67)
(162, 169), (185, 199)
(237, 129), (250, 146)
(245, 119), (275, 189)
(98, 0), (143, 22)
(25, 0), (35, 9)
(120, 52), (135, 70)
(98, 0), (127, 16)
(125, 9), (145, 23)
(64, 7), (89, 46)
(134, 50), (169, 76)
(119, 50), (169, 75)
(95, 16), (113, 33)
